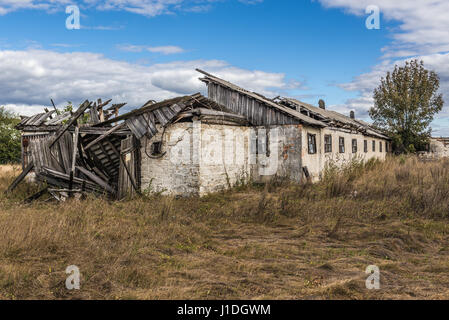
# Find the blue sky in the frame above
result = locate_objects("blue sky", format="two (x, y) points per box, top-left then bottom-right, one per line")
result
(0, 0), (448, 135)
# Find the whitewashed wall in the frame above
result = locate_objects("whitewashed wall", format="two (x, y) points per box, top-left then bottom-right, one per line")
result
(301, 126), (388, 181)
(140, 121), (303, 196)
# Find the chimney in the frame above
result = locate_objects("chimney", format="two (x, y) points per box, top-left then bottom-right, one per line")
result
(318, 99), (325, 110)
(350, 111), (355, 119)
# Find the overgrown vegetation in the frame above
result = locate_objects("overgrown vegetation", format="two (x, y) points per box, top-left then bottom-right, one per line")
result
(0, 157), (448, 299)
(0, 107), (21, 164)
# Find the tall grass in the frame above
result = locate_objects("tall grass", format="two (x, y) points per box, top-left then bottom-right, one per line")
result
(0, 158), (449, 299)
(307, 156), (449, 219)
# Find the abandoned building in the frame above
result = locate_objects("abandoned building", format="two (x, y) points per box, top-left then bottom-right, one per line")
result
(420, 137), (449, 159)
(9, 69), (390, 200)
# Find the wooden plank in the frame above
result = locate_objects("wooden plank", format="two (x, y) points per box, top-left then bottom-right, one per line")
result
(170, 103), (183, 114)
(69, 127), (79, 191)
(125, 117), (147, 139)
(153, 108), (169, 126)
(6, 162), (34, 193)
(50, 98), (58, 113)
(144, 112), (158, 136)
(84, 123), (125, 150)
(86, 149), (112, 181)
(75, 166), (115, 194)
(97, 99), (112, 110)
(59, 133), (72, 174)
(34, 111), (55, 125)
(161, 106), (176, 119)
(90, 103), (100, 124)
(106, 103), (127, 111)
(24, 187), (48, 203)
(24, 113), (43, 126)
(48, 100), (91, 148)
(107, 140), (139, 195)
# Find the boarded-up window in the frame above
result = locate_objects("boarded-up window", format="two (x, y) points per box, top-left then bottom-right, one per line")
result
(324, 134), (332, 153)
(352, 139), (358, 153)
(339, 137), (345, 153)
(308, 134), (317, 154)
(364, 140), (368, 153)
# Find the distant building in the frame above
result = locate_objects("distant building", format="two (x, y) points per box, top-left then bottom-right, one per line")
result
(420, 137), (449, 160)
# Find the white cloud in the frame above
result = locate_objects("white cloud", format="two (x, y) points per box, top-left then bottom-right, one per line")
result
(317, 0), (449, 136)
(332, 53), (449, 136)
(318, 0), (449, 57)
(0, 0), (243, 17)
(118, 44), (185, 55)
(0, 49), (299, 117)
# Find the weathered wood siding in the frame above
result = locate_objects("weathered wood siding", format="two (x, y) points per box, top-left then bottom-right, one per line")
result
(207, 83), (300, 126)
(118, 136), (138, 199)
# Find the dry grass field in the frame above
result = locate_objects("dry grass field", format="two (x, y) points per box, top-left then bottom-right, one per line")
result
(0, 157), (448, 300)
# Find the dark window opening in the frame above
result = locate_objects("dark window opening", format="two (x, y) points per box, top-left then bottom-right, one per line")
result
(380, 141), (383, 152)
(308, 134), (317, 154)
(372, 140), (376, 152)
(339, 137), (345, 153)
(364, 140), (368, 153)
(151, 141), (162, 156)
(352, 139), (358, 153)
(324, 134), (332, 153)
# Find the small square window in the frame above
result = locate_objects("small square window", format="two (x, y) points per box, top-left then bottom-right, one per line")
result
(324, 134), (332, 153)
(339, 137), (345, 153)
(151, 141), (162, 155)
(352, 139), (358, 153)
(308, 134), (317, 154)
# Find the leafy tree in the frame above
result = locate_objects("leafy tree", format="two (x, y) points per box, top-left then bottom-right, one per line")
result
(0, 107), (21, 164)
(370, 59), (444, 153)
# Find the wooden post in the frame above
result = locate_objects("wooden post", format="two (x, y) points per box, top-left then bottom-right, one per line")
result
(106, 140), (140, 195)
(48, 100), (91, 149)
(6, 162), (34, 193)
(69, 126), (79, 191)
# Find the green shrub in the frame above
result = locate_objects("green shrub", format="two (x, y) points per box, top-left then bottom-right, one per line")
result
(0, 107), (21, 164)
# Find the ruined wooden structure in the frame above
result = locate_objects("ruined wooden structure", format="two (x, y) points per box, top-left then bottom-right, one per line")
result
(9, 91), (255, 200)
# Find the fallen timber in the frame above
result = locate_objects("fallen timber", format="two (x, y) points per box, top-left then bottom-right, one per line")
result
(9, 93), (236, 202)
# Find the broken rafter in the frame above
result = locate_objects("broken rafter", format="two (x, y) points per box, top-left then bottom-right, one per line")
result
(24, 187), (48, 203)
(69, 126), (79, 191)
(5, 162), (34, 193)
(84, 123), (126, 151)
(48, 100), (91, 149)
(76, 166), (115, 194)
(97, 99), (112, 111)
(106, 140), (140, 194)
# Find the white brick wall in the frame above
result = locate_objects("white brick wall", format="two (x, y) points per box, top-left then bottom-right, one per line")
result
(140, 121), (388, 196)
(301, 126), (388, 181)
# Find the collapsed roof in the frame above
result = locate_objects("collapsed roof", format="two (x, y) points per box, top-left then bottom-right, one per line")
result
(10, 93), (251, 201)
